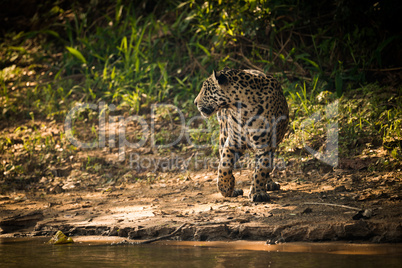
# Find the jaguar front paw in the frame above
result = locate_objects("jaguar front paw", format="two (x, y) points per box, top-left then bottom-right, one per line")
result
(250, 192), (270, 202)
(231, 189), (244, 197)
(266, 181), (280, 191)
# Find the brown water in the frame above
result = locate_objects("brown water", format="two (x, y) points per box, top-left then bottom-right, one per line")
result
(1, 237), (401, 268)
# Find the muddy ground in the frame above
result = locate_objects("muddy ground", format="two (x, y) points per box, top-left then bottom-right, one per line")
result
(1, 165), (401, 243)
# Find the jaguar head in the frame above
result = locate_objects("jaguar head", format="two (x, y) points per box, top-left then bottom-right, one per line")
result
(194, 70), (231, 118)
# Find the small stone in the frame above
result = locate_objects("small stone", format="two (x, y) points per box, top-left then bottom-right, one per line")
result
(48, 185), (63, 194)
(302, 208), (313, 214)
(48, 230), (73, 244)
(352, 209), (373, 220)
(362, 209), (373, 218)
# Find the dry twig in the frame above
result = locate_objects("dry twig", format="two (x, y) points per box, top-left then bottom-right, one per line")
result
(304, 202), (361, 211)
(135, 223), (187, 245)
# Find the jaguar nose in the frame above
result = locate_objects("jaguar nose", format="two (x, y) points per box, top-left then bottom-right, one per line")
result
(194, 100), (198, 106)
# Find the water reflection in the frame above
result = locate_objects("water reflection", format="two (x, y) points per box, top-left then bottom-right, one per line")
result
(0, 238), (401, 268)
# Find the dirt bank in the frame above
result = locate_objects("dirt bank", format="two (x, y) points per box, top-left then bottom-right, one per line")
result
(1, 167), (401, 243)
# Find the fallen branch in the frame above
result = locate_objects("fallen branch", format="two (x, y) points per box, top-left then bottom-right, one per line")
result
(135, 223), (187, 245)
(304, 202), (361, 211)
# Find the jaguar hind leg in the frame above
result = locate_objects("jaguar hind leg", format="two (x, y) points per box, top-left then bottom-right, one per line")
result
(248, 150), (274, 202)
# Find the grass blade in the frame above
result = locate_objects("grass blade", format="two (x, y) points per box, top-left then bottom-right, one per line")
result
(66, 46), (87, 64)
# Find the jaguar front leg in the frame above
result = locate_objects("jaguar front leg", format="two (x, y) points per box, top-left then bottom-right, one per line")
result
(249, 150), (274, 202)
(218, 147), (243, 197)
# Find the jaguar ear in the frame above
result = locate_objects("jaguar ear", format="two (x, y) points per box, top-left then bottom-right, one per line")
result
(213, 70), (228, 85)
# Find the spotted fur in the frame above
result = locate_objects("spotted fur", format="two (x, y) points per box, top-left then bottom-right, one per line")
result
(194, 68), (289, 202)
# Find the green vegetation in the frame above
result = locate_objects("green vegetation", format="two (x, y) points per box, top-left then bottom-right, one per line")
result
(0, 0), (401, 192)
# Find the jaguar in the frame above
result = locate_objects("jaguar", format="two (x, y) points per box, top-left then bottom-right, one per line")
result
(194, 67), (289, 202)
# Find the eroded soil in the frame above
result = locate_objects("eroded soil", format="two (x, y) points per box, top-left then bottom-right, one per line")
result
(1, 165), (401, 243)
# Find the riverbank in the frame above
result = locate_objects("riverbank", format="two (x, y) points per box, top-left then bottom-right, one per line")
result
(1, 168), (401, 243)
